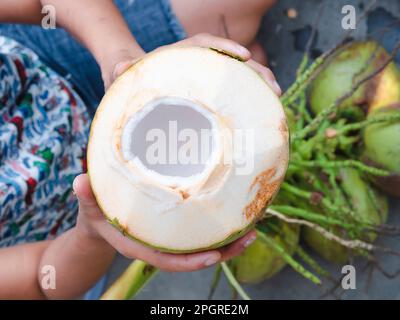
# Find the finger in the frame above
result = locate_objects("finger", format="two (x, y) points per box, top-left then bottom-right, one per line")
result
(111, 59), (139, 82)
(104, 55), (143, 90)
(143, 230), (257, 271)
(176, 33), (251, 61)
(219, 230), (257, 262)
(246, 59), (282, 96)
(73, 174), (103, 219)
(248, 41), (268, 65)
(93, 217), (222, 272)
(142, 250), (222, 272)
(93, 210), (256, 271)
(104, 60), (136, 90)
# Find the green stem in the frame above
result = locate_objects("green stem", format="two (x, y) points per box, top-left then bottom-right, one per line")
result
(280, 182), (348, 217)
(336, 112), (400, 135)
(100, 260), (159, 300)
(291, 55), (312, 129)
(295, 246), (331, 279)
(315, 153), (347, 208)
(270, 205), (356, 230)
(294, 92), (310, 130)
(221, 262), (251, 300)
(290, 159), (390, 176)
(305, 112), (400, 147)
(281, 53), (328, 107)
(208, 264), (223, 300)
(292, 99), (339, 140)
(297, 54), (309, 77)
(256, 230), (321, 285)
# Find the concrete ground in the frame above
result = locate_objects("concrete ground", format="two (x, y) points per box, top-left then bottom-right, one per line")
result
(105, 0), (400, 300)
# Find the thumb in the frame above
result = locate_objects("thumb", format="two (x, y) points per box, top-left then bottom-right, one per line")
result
(73, 174), (103, 218)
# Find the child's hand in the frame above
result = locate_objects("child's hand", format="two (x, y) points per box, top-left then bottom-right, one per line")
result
(73, 174), (257, 272)
(105, 33), (281, 96)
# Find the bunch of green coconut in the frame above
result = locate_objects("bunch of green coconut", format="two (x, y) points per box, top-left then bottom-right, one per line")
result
(88, 39), (400, 299)
(234, 39), (400, 283)
(233, 39), (400, 289)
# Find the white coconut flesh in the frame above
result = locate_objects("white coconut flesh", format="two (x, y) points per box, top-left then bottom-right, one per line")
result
(88, 46), (289, 252)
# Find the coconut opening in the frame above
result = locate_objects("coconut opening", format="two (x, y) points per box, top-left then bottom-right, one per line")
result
(121, 97), (220, 187)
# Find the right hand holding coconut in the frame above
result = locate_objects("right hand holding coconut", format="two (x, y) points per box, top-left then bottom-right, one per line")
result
(73, 174), (257, 272)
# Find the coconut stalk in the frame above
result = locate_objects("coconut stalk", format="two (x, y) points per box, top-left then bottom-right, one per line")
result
(220, 262), (251, 300)
(208, 264), (222, 299)
(100, 260), (158, 300)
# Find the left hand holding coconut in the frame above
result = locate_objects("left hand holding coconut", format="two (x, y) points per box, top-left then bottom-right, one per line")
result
(74, 174), (257, 272)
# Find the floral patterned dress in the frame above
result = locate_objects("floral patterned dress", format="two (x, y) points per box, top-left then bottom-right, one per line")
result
(0, 36), (90, 247)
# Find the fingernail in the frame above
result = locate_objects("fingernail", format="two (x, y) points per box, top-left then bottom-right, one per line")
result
(240, 45), (249, 53)
(240, 46), (251, 58)
(273, 80), (282, 95)
(204, 253), (221, 266)
(72, 180), (78, 196)
(244, 234), (257, 248)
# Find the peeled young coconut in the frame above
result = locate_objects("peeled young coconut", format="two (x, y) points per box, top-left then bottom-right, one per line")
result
(363, 105), (400, 196)
(230, 218), (299, 284)
(309, 41), (400, 118)
(87, 46), (289, 253)
(303, 168), (388, 264)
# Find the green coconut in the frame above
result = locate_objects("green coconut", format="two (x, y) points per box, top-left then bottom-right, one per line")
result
(303, 168), (388, 264)
(230, 218), (299, 284)
(363, 105), (400, 196)
(309, 41), (400, 118)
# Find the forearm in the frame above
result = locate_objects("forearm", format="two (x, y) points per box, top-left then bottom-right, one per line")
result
(0, 227), (115, 299)
(1, 0), (144, 81)
(0, 241), (50, 299)
(0, 0), (43, 24)
(38, 227), (116, 299)
(41, 0), (144, 75)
